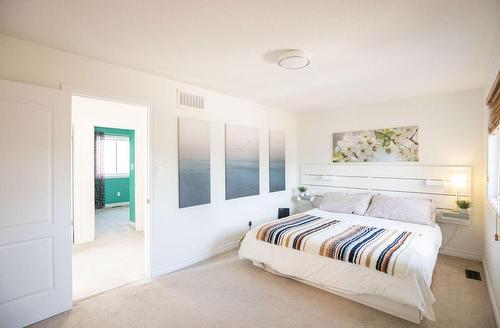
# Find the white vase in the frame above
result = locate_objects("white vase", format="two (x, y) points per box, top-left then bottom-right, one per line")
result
(300, 192), (306, 197)
(459, 208), (468, 215)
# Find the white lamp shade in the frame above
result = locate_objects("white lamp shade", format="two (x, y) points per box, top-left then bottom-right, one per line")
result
(450, 175), (467, 191)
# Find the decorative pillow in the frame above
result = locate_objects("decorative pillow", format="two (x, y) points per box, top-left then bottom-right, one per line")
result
(319, 192), (374, 215)
(364, 194), (435, 226)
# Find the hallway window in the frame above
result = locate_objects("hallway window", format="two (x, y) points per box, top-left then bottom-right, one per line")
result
(104, 135), (130, 177)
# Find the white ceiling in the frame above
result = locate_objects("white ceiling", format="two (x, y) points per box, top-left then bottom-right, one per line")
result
(0, 0), (499, 112)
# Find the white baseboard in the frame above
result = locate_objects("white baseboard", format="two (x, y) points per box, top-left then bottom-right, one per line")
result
(439, 247), (482, 261)
(483, 260), (500, 328)
(151, 240), (240, 278)
(105, 202), (129, 208)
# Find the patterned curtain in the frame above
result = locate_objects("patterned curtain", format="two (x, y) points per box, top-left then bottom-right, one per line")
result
(94, 131), (106, 209)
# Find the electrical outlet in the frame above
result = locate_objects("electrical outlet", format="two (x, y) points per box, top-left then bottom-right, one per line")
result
(117, 192), (121, 197)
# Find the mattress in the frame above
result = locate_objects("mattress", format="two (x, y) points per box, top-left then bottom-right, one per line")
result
(238, 208), (442, 320)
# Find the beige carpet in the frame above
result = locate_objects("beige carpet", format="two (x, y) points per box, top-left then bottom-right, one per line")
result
(72, 206), (144, 300)
(35, 250), (494, 328)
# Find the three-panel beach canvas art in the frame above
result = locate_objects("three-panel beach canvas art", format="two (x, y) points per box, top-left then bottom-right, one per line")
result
(178, 118), (211, 208)
(225, 124), (260, 199)
(178, 118), (286, 207)
(269, 130), (285, 192)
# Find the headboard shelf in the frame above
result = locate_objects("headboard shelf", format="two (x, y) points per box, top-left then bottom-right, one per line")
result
(304, 185), (468, 198)
(304, 173), (466, 183)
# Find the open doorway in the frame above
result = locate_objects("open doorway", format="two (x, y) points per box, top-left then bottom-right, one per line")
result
(71, 94), (149, 301)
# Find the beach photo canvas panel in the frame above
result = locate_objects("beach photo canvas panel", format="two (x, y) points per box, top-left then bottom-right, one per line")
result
(269, 130), (285, 192)
(332, 125), (419, 163)
(225, 124), (260, 199)
(178, 118), (211, 208)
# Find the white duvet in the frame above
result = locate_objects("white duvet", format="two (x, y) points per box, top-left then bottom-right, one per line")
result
(239, 208), (442, 320)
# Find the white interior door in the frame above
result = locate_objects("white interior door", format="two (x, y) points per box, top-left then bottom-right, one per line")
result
(0, 79), (72, 327)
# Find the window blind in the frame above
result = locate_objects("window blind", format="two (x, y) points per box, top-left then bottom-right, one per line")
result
(488, 71), (500, 134)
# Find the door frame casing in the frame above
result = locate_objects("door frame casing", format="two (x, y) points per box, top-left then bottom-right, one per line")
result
(63, 84), (152, 279)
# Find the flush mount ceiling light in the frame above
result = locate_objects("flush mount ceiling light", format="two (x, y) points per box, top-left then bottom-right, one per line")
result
(277, 49), (311, 70)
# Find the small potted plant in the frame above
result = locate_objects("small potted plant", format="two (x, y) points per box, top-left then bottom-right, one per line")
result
(297, 186), (307, 197)
(456, 200), (471, 215)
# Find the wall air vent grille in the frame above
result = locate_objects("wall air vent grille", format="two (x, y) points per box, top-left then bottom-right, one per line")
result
(177, 89), (205, 111)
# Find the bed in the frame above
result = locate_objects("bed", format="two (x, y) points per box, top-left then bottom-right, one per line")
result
(239, 208), (442, 323)
(239, 164), (472, 324)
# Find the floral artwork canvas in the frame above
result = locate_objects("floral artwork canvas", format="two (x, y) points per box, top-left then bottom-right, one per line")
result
(332, 126), (419, 162)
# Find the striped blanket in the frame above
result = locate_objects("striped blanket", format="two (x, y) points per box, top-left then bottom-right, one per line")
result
(256, 213), (417, 277)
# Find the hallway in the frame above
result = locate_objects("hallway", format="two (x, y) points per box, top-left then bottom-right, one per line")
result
(72, 206), (144, 300)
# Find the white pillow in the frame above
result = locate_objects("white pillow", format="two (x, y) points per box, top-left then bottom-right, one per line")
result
(319, 192), (373, 215)
(364, 194), (435, 226)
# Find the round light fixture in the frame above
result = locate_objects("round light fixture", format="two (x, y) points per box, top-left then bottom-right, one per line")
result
(277, 50), (311, 70)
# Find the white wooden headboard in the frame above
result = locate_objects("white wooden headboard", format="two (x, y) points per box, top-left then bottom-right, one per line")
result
(301, 164), (472, 211)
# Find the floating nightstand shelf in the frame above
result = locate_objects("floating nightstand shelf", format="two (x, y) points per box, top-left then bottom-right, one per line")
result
(436, 211), (471, 226)
(296, 195), (316, 203)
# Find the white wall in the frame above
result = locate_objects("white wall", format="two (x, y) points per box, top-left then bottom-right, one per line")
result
(297, 89), (486, 259)
(0, 35), (298, 277)
(483, 28), (500, 325)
